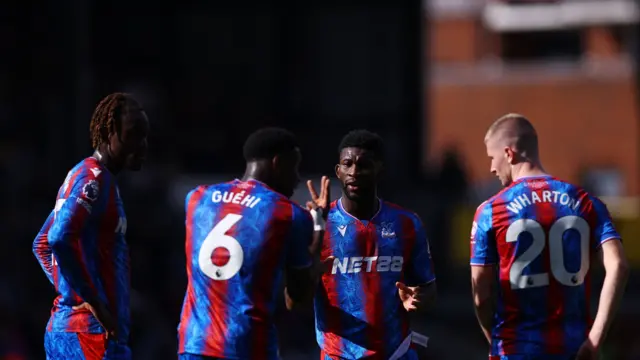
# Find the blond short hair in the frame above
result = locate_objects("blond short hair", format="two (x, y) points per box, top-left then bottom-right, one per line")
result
(485, 113), (539, 159)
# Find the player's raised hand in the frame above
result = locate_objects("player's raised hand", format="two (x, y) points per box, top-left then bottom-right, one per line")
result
(73, 302), (117, 339)
(396, 282), (421, 312)
(321, 256), (336, 274)
(311, 256), (336, 281)
(306, 176), (331, 217)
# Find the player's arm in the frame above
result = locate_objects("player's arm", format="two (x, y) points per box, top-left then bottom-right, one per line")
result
(469, 202), (497, 344)
(400, 214), (437, 311)
(47, 171), (103, 306)
(32, 211), (56, 284)
(284, 206), (316, 310)
(471, 265), (496, 344)
(587, 197), (629, 350)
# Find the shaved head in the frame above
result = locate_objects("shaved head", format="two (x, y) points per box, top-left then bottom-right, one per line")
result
(484, 113), (541, 186)
(485, 113), (539, 160)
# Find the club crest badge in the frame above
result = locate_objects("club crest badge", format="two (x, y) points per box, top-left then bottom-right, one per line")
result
(82, 180), (100, 202)
(380, 222), (396, 238)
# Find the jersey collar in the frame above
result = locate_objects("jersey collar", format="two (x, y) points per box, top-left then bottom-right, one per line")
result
(337, 197), (383, 223)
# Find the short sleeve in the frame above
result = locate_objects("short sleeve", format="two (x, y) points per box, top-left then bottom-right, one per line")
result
(589, 196), (621, 248)
(470, 201), (497, 266)
(406, 214), (436, 286)
(286, 205), (313, 269)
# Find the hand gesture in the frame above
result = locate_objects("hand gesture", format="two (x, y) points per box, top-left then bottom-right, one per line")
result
(73, 302), (117, 339)
(396, 282), (421, 312)
(306, 176), (331, 217)
(575, 339), (599, 360)
(320, 256), (336, 274)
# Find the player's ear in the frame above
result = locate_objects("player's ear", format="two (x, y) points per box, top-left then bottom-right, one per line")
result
(374, 161), (384, 175)
(334, 164), (340, 178)
(106, 132), (116, 150)
(504, 147), (516, 164)
(272, 155), (280, 171)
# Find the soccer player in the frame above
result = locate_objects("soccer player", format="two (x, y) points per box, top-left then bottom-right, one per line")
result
(177, 127), (330, 360)
(470, 114), (629, 360)
(314, 129), (437, 360)
(32, 93), (150, 360)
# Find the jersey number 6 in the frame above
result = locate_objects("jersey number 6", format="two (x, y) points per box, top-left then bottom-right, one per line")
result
(199, 213), (244, 281)
(507, 215), (590, 289)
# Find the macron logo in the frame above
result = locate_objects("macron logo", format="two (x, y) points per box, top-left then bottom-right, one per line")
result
(90, 168), (102, 177)
(337, 225), (347, 237)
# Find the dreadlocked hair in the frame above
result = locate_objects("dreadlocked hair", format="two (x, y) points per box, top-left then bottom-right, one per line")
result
(89, 92), (139, 149)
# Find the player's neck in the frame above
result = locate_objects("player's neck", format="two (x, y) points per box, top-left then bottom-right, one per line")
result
(241, 163), (270, 187)
(93, 146), (122, 175)
(341, 195), (380, 220)
(512, 161), (547, 182)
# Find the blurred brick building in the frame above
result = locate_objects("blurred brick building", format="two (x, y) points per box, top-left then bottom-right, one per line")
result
(426, 0), (638, 195)
(424, 0), (640, 264)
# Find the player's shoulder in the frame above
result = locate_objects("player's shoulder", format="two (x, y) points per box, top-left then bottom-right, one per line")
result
(65, 157), (107, 183)
(327, 199), (351, 224)
(476, 176), (557, 210)
(255, 185), (311, 224)
(546, 178), (606, 208)
(516, 176), (596, 206)
(64, 157), (109, 197)
(187, 179), (260, 196)
(55, 158), (109, 207)
(381, 200), (422, 223)
(184, 180), (235, 206)
(539, 176), (587, 193)
(379, 201), (427, 232)
(326, 199), (341, 217)
(473, 194), (498, 216)
(245, 180), (301, 210)
(472, 185), (511, 222)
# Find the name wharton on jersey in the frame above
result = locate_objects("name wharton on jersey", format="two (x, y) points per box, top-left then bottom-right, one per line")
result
(331, 256), (404, 275)
(506, 190), (581, 214)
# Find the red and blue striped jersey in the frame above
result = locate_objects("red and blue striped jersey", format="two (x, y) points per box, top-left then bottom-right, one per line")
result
(470, 175), (621, 356)
(32, 157), (130, 341)
(178, 179), (313, 359)
(314, 199), (436, 360)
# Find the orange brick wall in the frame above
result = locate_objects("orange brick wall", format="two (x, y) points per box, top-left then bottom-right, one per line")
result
(426, 79), (639, 195)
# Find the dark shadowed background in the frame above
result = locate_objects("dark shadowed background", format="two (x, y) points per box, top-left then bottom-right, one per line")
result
(1, 1), (639, 359)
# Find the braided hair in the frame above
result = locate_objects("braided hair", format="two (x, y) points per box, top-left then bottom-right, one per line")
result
(89, 93), (139, 149)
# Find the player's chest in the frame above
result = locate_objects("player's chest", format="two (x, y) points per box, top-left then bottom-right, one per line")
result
(325, 220), (406, 257)
(324, 220), (408, 276)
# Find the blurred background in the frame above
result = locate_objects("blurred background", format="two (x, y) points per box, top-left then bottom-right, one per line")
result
(1, 0), (639, 359)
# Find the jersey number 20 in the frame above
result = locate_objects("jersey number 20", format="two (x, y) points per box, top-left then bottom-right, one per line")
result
(199, 214), (244, 281)
(507, 215), (590, 289)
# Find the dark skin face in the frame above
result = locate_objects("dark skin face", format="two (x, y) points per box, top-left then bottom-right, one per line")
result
(101, 106), (150, 173)
(272, 148), (302, 198)
(335, 147), (382, 218)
